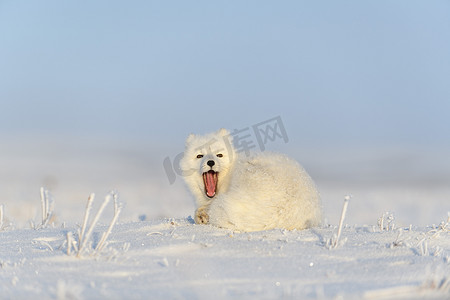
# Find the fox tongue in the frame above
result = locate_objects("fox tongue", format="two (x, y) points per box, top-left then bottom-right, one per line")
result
(204, 171), (217, 198)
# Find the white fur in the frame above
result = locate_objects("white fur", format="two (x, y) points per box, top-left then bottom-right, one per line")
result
(180, 129), (322, 232)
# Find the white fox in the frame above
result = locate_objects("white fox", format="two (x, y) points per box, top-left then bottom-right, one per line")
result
(180, 129), (322, 232)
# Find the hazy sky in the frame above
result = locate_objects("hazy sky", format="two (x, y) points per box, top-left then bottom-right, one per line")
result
(1, 1), (449, 147)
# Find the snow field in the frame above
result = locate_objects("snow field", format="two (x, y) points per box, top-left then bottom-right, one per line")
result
(0, 211), (449, 299)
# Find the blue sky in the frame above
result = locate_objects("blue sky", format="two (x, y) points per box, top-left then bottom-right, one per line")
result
(1, 1), (449, 147)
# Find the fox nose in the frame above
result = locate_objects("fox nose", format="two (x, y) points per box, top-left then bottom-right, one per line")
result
(207, 160), (215, 167)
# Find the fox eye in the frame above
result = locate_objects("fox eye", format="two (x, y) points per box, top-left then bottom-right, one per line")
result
(216, 153), (223, 158)
(196, 154), (204, 159)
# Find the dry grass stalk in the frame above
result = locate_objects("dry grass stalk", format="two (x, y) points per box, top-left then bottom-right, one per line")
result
(326, 195), (350, 249)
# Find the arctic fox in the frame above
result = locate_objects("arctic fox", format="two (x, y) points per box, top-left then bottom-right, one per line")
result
(180, 129), (321, 232)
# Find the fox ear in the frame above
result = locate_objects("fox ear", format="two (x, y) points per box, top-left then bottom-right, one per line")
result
(186, 133), (195, 144)
(217, 128), (230, 136)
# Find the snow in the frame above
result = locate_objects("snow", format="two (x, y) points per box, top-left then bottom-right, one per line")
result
(0, 218), (449, 299)
(0, 138), (449, 299)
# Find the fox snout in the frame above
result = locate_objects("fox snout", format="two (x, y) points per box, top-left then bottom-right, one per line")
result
(201, 158), (218, 173)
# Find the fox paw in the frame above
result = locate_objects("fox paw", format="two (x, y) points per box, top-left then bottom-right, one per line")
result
(195, 208), (209, 224)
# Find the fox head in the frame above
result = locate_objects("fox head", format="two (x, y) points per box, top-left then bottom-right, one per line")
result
(180, 129), (236, 207)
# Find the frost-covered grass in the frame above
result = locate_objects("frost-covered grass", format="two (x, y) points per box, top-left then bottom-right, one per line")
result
(66, 191), (123, 257)
(326, 195), (350, 249)
(30, 187), (54, 230)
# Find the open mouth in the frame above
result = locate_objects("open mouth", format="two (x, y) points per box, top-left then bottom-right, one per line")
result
(203, 170), (218, 198)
